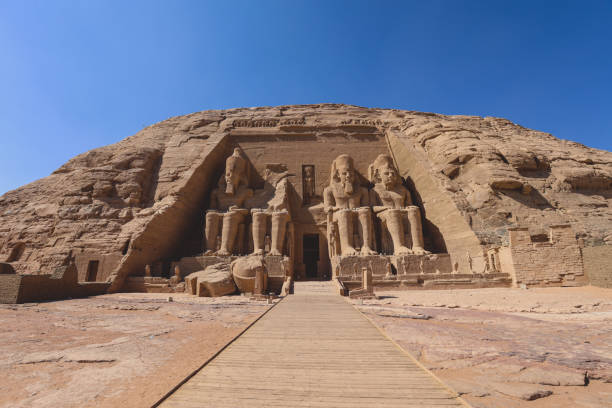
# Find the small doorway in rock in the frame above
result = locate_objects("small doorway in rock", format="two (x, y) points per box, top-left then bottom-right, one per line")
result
(86, 260), (99, 282)
(303, 234), (319, 280)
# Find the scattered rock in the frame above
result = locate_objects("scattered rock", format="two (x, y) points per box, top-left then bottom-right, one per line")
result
(445, 379), (491, 397)
(492, 382), (553, 401)
(360, 306), (431, 320)
(19, 352), (64, 364)
(514, 366), (586, 386)
(63, 351), (116, 363)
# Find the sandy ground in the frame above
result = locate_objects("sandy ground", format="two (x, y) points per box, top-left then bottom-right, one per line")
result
(3, 286), (611, 408)
(356, 286), (612, 408)
(0, 293), (271, 408)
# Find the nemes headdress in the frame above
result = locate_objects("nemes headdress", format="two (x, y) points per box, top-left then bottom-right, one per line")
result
(220, 148), (249, 188)
(330, 154), (354, 183)
(368, 154), (395, 183)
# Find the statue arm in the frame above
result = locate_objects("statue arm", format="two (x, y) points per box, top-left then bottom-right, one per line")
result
(209, 190), (219, 209)
(360, 187), (370, 207)
(323, 187), (336, 212)
(235, 188), (254, 210)
(369, 189), (386, 213)
(402, 186), (413, 207)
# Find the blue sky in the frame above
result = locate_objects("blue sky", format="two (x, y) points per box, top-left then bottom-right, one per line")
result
(1, 0), (611, 194)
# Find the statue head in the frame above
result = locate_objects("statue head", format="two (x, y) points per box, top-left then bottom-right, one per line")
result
(369, 154), (400, 190)
(330, 154), (356, 195)
(222, 148), (248, 195)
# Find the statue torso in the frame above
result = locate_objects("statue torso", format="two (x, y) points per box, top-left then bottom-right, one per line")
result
(214, 186), (253, 211)
(327, 183), (366, 208)
(373, 184), (410, 209)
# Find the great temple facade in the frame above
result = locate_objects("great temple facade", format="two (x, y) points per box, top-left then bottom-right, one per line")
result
(1, 104), (611, 301)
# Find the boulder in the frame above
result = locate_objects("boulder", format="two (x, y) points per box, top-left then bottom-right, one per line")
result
(184, 263), (236, 297)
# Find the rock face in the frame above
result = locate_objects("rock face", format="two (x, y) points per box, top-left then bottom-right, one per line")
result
(0, 104), (610, 295)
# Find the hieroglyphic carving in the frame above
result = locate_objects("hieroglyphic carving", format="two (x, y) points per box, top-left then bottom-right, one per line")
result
(280, 118), (306, 126)
(302, 165), (315, 205)
(233, 117), (306, 128)
(340, 119), (387, 126)
(233, 119), (279, 128)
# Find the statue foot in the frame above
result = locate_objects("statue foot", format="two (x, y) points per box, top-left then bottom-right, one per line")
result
(217, 249), (231, 256)
(412, 247), (430, 255)
(395, 246), (412, 255)
(341, 247), (359, 256)
(252, 249), (264, 256)
(204, 250), (216, 256)
(360, 247), (377, 256)
(269, 249), (282, 256)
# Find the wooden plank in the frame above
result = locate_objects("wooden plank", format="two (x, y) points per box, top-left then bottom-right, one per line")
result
(159, 282), (468, 407)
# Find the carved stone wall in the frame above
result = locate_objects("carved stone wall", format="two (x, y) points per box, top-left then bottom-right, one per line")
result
(582, 245), (612, 288)
(500, 225), (586, 286)
(0, 104), (610, 296)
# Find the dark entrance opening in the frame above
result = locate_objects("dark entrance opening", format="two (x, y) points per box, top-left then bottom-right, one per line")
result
(86, 260), (99, 282)
(303, 234), (319, 280)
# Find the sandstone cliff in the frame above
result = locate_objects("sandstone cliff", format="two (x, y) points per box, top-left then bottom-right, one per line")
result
(0, 104), (610, 290)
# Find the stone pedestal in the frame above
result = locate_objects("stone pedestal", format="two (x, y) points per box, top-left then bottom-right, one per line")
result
(265, 255), (291, 293)
(331, 255), (390, 280)
(391, 253), (453, 275)
(348, 267), (377, 299)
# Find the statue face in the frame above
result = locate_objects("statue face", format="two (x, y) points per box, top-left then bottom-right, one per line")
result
(336, 160), (355, 194)
(225, 162), (240, 195)
(379, 165), (398, 189)
(337, 162), (353, 184)
(304, 166), (313, 178)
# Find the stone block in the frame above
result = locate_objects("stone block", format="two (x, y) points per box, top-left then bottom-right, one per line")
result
(391, 253), (452, 274)
(264, 255), (290, 277)
(185, 263), (237, 297)
(332, 255), (390, 279)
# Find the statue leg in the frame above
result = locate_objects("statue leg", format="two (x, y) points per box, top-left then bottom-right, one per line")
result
(334, 209), (358, 256)
(406, 206), (429, 255)
(357, 207), (377, 255)
(251, 209), (268, 255)
(218, 210), (245, 256)
(204, 211), (221, 254)
(270, 211), (289, 256)
(381, 209), (411, 255)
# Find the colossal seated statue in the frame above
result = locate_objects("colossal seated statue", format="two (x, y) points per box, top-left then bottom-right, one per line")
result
(323, 154), (376, 256)
(248, 164), (292, 256)
(204, 148), (253, 256)
(368, 154), (429, 255)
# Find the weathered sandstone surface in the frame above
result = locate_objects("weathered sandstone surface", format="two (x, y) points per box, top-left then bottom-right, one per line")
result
(0, 293), (271, 408)
(359, 286), (612, 408)
(0, 104), (610, 292)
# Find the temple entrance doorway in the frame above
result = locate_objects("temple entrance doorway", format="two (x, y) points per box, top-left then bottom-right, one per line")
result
(303, 234), (320, 280)
(86, 260), (99, 282)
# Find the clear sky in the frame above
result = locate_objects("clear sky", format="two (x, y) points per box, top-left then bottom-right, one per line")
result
(1, 0), (611, 195)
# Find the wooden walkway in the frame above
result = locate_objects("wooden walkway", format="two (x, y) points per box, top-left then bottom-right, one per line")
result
(158, 282), (468, 408)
